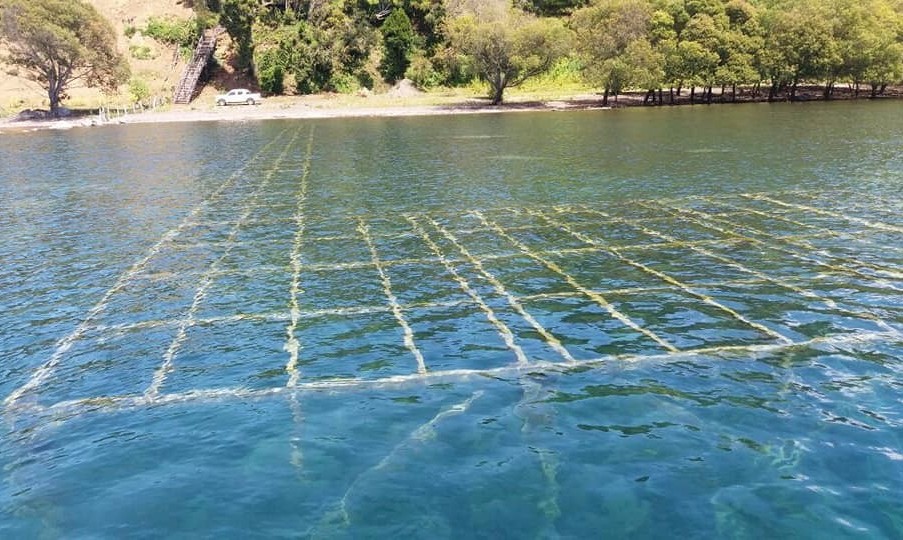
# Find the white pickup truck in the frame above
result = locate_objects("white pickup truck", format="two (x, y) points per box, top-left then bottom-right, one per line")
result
(215, 89), (263, 106)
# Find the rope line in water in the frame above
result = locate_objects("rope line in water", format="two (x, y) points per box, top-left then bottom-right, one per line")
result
(99, 226), (834, 279)
(407, 216), (530, 366)
(314, 390), (483, 531)
(653, 202), (903, 290)
(3, 128), (292, 408)
(472, 211), (680, 353)
(708, 199), (903, 256)
(9, 188), (899, 413)
(708, 205), (903, 286)
(88, 274), (803, 338)
(531, 208), (793, 344)
(426, 217), (576, 363)
(145, 128), (304, 399)
(357, 218), (428, 374)
(285, 126), (316, 388)
(583, 205), (903, 338)
(19, 330), (898, 420)
(693, 201), (903, 280)
(744, 193), (903, 235)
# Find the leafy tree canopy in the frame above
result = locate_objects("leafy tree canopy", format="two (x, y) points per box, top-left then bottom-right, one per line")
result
(449, 6), (570, 104)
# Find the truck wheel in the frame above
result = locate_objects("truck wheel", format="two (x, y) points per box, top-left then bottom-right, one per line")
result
(217, 99), (226, 106)
(247, 98), (255, 105)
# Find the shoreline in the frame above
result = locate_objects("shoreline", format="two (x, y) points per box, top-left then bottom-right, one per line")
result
(2, 86), (900, 134)
(0, 96), (611, 134)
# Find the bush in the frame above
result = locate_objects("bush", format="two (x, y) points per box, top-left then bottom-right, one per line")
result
(128, 78), (151, 104)
(124, 25), (138, 38)
(330, 72), (359, 94)
(129, 45), (155, 60)
(405, 51), (442, 89)
(259, 65), (284, 95)
(144, 16), (196, 47)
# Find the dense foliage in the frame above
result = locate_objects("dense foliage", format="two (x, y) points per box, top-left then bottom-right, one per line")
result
(176, 0), (903, 103)
(0, 0), (129, 115)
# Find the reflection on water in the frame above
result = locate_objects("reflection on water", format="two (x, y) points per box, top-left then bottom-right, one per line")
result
(1, 102), (902, 537)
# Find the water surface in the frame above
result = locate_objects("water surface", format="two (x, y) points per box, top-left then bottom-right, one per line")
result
(1, 102), (902, 537)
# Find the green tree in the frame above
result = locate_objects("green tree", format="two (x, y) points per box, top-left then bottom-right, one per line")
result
(571, 0), (652, 105)
(380, 8), (416, 82)
(221, 0), (257, 70)
(449, 9), (570, 104)
(0, 0), (129, 116)
(760, 2), (839, 100)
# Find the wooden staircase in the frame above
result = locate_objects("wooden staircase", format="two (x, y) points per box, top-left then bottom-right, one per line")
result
(172, 27), (222, 104)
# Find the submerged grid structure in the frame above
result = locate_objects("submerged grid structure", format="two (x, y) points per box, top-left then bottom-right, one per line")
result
(6, 127), (902, 419)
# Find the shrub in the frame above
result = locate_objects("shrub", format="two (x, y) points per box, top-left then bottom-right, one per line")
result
(330, 72), (359, 94)
(128, 78), (151, 104)
(124, 25), (138, 38)
(129, 45), (155, 60)
(405, 51), (442, 89)
(144, 16), (196, 47)
(258, 63), (284, 95)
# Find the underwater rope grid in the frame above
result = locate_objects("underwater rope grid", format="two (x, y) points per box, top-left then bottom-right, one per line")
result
(357, 218), (428, 375)
(743, 193), (903, 235)
(407, 215), (530, 366)
(575, 207), (845, 306)
(619, 205), (902, 336)
(426, 216), (576, 363)
(709, 200), (903, 256)
(146, 128), (305, 399)
(529, 208), (793, 345)
(472, 210), (680, 353)
(652, 202), (903, 287)
(85, 275), (813, 338)
(3, 128), (292, 409)
(4, 190), (901, 421)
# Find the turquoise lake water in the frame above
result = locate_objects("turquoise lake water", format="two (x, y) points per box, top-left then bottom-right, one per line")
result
(1, 102), (902, 537)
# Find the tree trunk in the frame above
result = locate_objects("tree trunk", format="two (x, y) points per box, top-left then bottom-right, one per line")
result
(732, 84), (737, 102)
(669, 87), (675, 104)
(689, 86), (695, 104)
(490, 73), (505, 105)
(602, 86), (609, 107)
(880, 83), (887, 95)
(48, 77), (62, 117)
(658, 88), (663, 105)
(490, 87), (504, 105)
